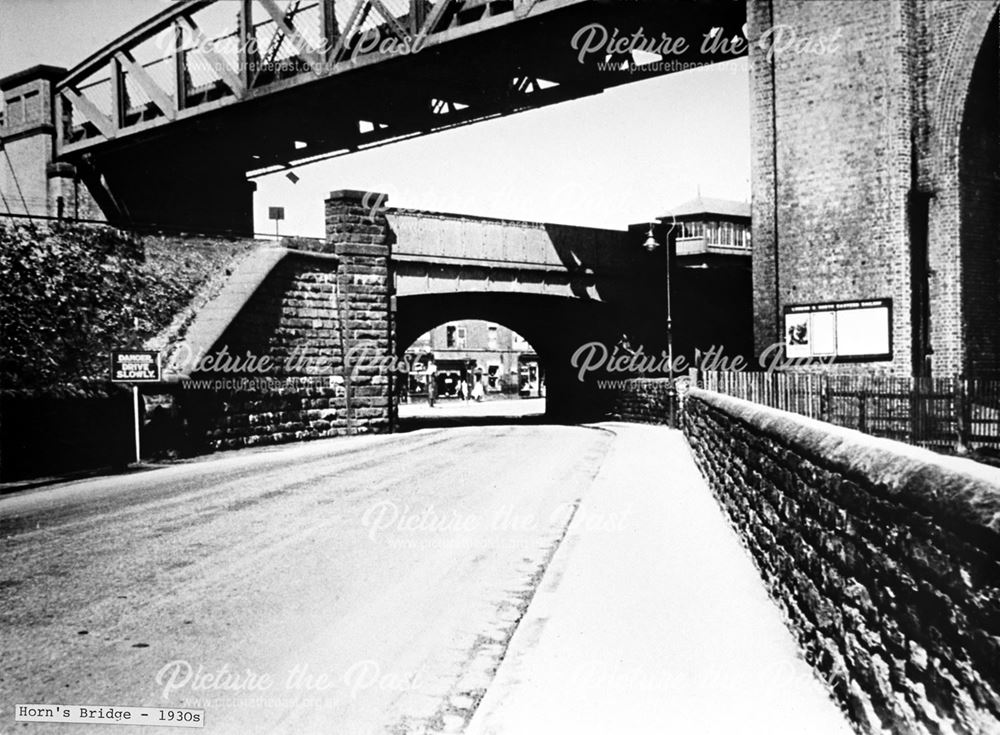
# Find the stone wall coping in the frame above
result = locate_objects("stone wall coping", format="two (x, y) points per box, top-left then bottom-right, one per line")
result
(153, 245), (351, 379)
(334, 243), (388, 258)
(285, 248), (340, 263)
(327, 189), (386, 203)
(688, 387), (1000, 533)
(160, 246), (291, 378)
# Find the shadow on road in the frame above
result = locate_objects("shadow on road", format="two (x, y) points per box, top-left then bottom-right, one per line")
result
(396, 412), (555, 432)
(395, 397), (557, 432)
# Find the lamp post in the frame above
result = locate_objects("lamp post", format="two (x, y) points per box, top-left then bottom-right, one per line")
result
(643, 217), (676, 428)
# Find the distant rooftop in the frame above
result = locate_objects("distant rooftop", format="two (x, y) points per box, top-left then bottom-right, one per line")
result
(662, 196), (751, 220)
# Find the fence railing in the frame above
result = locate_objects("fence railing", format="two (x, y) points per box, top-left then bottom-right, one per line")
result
(701, 371), (1000, 458)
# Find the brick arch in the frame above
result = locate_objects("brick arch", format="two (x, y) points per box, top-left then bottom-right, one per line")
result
(924, 1), (1000, 376)
(956, 6), (1000, 378)
(928, 1), (1000, 181)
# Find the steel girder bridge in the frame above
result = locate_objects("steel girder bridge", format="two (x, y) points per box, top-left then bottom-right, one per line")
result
(51, 0), (745, 233)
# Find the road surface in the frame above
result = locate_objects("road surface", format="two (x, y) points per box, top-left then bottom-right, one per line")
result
(1, 425), (613, 735)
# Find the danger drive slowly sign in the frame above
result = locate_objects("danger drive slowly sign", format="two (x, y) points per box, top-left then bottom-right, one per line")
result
(111, 350), (161, 382)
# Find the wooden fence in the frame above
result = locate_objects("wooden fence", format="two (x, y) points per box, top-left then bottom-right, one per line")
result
(700, 371), (1000, 458)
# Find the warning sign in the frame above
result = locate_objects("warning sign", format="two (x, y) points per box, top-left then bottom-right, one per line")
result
(111, 350), (161, 382)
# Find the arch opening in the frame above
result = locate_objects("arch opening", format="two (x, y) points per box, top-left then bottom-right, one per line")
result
(397, 318), (547, 427)
(394, 291), (629, 424)
(959, 9), (1000, 380)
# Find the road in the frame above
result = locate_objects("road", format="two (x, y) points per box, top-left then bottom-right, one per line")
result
(0, 425), (614, 735)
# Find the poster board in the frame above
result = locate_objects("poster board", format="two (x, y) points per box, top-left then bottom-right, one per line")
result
(783, 299), (892, 362)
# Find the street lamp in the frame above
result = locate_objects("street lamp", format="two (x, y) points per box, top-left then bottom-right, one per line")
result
(643, 217), (677, 428)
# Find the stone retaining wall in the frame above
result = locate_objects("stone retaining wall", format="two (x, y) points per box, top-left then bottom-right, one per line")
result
(165, 190), (394, 452)
(181, 253), (389, 450)
(684, 387), (1000, 734)
(601, 378), (674, 425)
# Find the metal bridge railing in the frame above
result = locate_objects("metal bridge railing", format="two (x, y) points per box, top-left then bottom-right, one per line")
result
(56, 0), (558, 153)
(701, 370), (1000, 460)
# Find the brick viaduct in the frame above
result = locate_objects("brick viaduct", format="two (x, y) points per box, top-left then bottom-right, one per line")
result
(750, 0), (1000, 379)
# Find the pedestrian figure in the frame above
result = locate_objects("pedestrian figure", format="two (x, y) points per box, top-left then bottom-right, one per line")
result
(458, 379), (469, 402)
(614, 332), (636, 357)
(471, 377), (485, 402)
(426, 358), (437, 407)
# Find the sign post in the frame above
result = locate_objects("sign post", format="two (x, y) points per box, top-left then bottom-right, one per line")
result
(110, 350), (161, 464)
(268, 206), (285, 238)
(132, 386), (141, 464)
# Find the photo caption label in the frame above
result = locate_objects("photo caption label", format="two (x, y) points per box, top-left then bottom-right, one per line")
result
(15, 704), (203, 728)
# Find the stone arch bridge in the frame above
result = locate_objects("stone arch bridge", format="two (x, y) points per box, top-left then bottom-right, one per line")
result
(151, 189), (749, 449)
(390, 205), (659, 417)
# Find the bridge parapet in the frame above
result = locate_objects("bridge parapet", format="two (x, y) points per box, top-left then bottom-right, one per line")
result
(685, 387), (1000, 733)
(388, 207), (642, 300)
(389, 208), (632, 269)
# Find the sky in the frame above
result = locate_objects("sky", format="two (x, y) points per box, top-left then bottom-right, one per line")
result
(2, 0), (751, 236)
